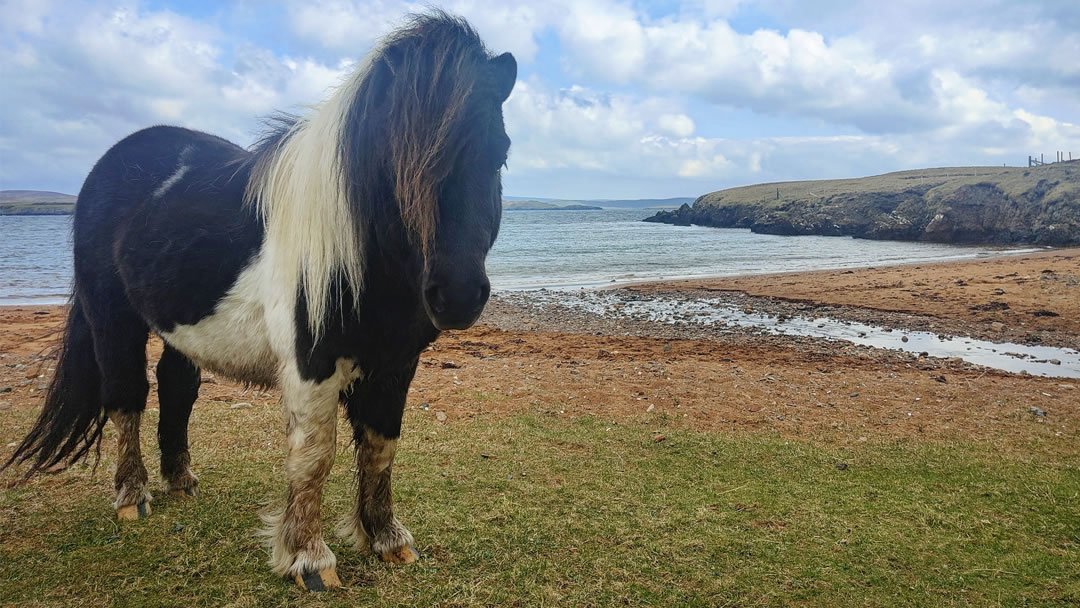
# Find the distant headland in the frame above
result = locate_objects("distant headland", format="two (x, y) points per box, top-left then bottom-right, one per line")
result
(645, 162), (1080, 246)
(503, 200), (602, 211)
(0, 190), (76, 215)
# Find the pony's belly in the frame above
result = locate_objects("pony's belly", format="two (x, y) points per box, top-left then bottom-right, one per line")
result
(161, 308), (279, 387)
(158, 252), (284, 388)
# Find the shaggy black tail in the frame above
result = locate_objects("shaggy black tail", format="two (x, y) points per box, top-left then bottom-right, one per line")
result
(2, 297), (106, 477)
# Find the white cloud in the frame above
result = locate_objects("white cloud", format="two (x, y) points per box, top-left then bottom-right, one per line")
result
(0, 2), (355, 193)
(657, 114), (696, 138)
(1, 0), (1077, 200)
(504, 79), (738, 183)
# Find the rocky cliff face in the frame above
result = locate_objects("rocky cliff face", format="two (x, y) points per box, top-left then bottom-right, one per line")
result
(645, 163), (1080, 246)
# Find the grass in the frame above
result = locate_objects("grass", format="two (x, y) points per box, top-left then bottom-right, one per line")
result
(696, 161), (1080, 209)
(0, 190), (76, 215)
(1, 405), (1078, 607)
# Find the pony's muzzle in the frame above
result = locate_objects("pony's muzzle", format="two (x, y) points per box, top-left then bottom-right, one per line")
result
(423, 277), (490, 331)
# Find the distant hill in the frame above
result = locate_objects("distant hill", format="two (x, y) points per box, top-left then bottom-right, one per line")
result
(0, 190), (76, 215)
(645, 163), (1080, 246)
(504, 195), (692, 209)
(503, 200), (602, 211)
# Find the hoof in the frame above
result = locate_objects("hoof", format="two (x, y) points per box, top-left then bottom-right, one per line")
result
(294, 568), (341, 592)
(116, 502), (151, 521)
(168, 487), (198, 498)
(380, 545), (419, 564)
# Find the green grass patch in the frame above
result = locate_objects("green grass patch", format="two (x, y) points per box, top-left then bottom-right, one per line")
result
(2, 413), (1077, 607)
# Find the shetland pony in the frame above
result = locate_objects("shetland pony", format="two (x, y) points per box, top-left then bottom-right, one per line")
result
(3, 13), (515, 591)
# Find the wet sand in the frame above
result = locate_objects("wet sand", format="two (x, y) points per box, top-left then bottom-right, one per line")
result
(627, 248), (1080, 346)
(1, 249), (1077, 465)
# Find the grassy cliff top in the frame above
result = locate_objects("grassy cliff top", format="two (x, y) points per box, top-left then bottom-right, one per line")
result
(696, 161), (1080, 208)
(0, 190), (76, 214)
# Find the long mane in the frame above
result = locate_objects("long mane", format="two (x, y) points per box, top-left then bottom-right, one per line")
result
(245, 12), (490, 336)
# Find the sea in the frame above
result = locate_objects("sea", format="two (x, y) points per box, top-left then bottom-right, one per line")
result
(0, 209), (1038, 304)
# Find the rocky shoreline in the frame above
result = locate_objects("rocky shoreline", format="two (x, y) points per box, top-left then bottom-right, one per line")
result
(646, 163), (1080, 246)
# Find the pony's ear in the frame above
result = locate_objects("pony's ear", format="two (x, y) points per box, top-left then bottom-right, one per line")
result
(490, 52), (516, 102)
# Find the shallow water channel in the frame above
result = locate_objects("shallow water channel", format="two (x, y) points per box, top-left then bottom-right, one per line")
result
(527, 290), (1080, 379)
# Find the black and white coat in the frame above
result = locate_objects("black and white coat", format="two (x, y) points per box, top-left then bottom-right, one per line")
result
(6, 13), (516, 591)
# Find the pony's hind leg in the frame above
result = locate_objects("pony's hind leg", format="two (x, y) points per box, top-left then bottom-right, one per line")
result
(156, 343), (200, 497)
(110, 410), (151, 520)
(338, 364), (418, 564)
(86, 305), (152, 520)
(261, 361), (357, 591)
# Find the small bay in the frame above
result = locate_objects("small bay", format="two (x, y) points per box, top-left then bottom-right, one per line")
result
(0, 209), (1036, 304)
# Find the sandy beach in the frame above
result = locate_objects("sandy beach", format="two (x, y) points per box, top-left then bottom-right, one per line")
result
(1, 249), (1077, 455)
(2, 247), (1079, 607)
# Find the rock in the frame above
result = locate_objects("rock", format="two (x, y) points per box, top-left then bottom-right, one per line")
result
(643, 169), (1080, 246)
(646, 404), (655, 413)
(0, 386), (11, 393)
(441, 361), (461, 369)
(229, 402), (252, 409)
(1030, 407), (1047, 417)
(435, 411), (448, 422)
(1058, 384), (1076, 390)
(1031, 310), (1059, 317)
(901, 335), (909, 343)
(420, 402), (430, 410)
(1049, 359), (1061, 365)
(652, 434), (666, 443)
(0, 401), (10, 411)
(836, 462), (849, 471)
(970, 301), (1010, 312)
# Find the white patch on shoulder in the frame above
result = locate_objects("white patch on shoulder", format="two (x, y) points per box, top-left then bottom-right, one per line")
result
(160, 249), (290, 387)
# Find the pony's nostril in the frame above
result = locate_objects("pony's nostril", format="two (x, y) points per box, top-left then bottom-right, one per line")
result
(425, 285), (447, 314)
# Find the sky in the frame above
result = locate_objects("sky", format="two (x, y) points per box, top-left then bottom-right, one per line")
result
(1, 0), (1078, 200)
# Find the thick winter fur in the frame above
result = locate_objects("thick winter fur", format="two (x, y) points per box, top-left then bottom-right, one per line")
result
(110, 411), (151, 510)
(260, 358), (361, 577)
(337, 429), (409, 553)
(156, 344), (201, 493)
(2, 11), (515, 587)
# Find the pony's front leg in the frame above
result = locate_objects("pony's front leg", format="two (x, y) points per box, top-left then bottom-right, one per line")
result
(338, 364), (418, 564)
(262, 362), (354, 591)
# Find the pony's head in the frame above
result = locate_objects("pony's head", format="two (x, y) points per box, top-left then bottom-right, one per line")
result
(247, 12), (515, 335)
(367, 13), (516, 330)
